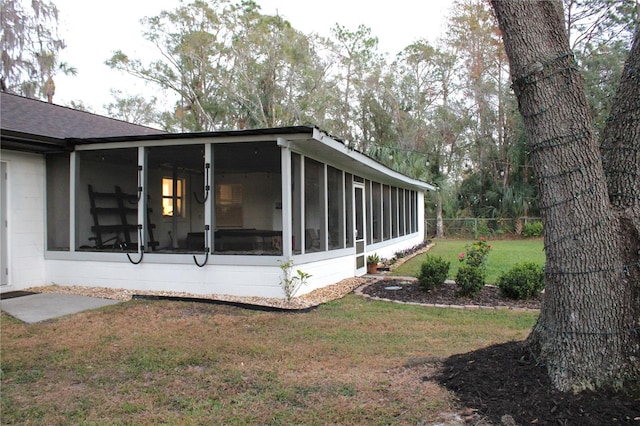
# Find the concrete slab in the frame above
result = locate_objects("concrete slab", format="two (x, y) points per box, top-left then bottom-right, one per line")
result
(0, 293), (120, 323)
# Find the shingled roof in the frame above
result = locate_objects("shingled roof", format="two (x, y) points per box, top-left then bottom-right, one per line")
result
(1, 92), (166, 153)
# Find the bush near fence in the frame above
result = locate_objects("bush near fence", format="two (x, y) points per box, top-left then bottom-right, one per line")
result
(425, 217), (542, 239)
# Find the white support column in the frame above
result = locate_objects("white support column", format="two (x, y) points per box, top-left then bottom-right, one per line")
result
(372, 182), (384, 241)
(394, 186), (400, 238)
(300, 155), (306, 254)
(341, 171), (346, 248)
(323, 163), (328, 250)
(279, 138), (293, 258)
(418, 190), (425, 239)
(69, 152), (77, 251)
(367, 180), (372, 244)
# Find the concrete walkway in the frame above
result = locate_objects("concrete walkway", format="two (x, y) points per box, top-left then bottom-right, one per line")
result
(0, 293), (121, 323)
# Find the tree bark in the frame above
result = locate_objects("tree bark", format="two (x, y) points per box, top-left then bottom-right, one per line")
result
(436, 191), (444, 238)
(490, 0), (639, 392)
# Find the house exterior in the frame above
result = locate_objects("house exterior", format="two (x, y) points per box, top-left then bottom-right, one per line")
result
(1, 92), (435, 299)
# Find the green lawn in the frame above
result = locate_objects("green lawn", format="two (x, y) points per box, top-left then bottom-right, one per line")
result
(392, 238), (545, 284)
(1, 296), (537, 425)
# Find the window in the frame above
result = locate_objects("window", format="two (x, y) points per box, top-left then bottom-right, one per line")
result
(291, 153), (302, 254)
(383, 184), (391, 241)
(327, 166), (344, 250)
(304, 157), (325, 252)
(345, 173), (353, 247)
(372, 181), (381, 243)
(76, 148), (139, 251)
(162, 177), (184, 217)
(215, 183), (243, 227)
(391, 186), (398, 238)
(47, 153), (70, 250)
(213, 142), (281, 254)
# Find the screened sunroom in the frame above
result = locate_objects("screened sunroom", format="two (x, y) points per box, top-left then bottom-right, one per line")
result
(43, 126), (434, 298)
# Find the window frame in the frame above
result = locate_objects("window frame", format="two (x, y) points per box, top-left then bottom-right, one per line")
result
(161, 176), (185, 218)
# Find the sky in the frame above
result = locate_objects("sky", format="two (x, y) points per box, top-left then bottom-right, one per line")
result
(52, 0), (454, 115)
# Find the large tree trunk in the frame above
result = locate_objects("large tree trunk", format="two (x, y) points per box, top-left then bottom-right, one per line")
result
(598, 20), (640, 389)
(490, 0), (639, 392)
(435, 191), (444, 238)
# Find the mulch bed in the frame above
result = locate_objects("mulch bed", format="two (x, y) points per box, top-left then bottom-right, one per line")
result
(434, 342), (640, 425)
(361, 278), (541, 310)
(360, 278), (640, 425)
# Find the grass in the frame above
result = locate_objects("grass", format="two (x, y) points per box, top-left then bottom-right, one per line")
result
(392, 237), (545, 283)
(1, 295), (538, 424)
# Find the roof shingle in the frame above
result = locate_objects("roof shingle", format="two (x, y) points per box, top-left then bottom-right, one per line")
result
(1, 92), (166, 140)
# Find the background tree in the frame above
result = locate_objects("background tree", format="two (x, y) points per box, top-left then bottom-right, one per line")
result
(1, 0), (76, 100)
(102, 0), (633, 245)
(447, 0), (519, 219)
(393, 41), (441, 152)
(325, 24), (384, 147)
(106, 0), (332, 132)
(105, 90), (160, 127)
(392, 40), (470, 235)
(565, 0), (639, 134)
(226, 2), (332, 128)
(66, 100), (94, 113)
(490, 0), (639, 392)
(106, 0), (235, 131)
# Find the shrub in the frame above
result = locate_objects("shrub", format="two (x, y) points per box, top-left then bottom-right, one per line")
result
(416, 255), (450, 291)
(522, 221), (543, 238)
(455, 265), (485, 297)
(476, 221), (492, 239)
(464, 237), (491, 268)
(497, 262), (545, 300)
(394, 240), (430, 260)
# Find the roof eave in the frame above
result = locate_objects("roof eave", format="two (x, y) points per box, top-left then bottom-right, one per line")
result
(0, 130), (72, 154)
(277, 128), (436, 192)
(69, 125), (318, 146)
(310, 128), (437, 192)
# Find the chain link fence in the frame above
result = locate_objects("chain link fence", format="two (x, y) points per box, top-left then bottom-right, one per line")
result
(425, 217), (542, 239)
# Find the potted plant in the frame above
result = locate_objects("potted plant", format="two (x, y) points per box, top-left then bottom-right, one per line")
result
(366, 253), (380, 274)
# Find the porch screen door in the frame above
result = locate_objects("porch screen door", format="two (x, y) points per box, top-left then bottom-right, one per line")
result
(354, 184), (366, 275)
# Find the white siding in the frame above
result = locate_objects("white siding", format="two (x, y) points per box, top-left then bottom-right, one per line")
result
(44, 251), (362, 299)
(45, 257), (286, 298)
(1, 150), (46, 291)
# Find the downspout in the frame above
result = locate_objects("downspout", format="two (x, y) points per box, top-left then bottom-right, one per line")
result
(193, 144), (212, 267)
(193, 225), (209, 267)
(193, 162), (210, 204)
(127, 147), (146, 264)
(126, 225), (144, 264)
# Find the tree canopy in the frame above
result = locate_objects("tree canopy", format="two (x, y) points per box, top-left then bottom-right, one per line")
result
(97, 0), (634, 229)
(1, 0), (76, 100)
